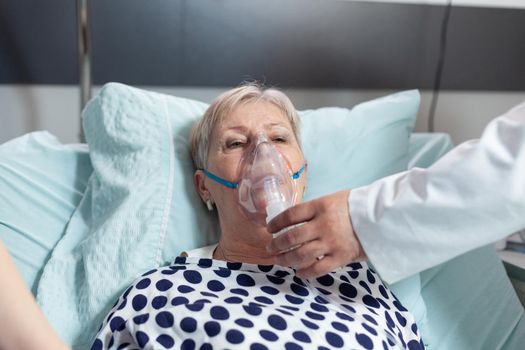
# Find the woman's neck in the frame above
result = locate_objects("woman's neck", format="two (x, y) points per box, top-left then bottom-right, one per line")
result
(213, 225), (276, 265)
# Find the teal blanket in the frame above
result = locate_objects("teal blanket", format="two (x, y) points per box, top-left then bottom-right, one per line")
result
(36, 87), (175, 349)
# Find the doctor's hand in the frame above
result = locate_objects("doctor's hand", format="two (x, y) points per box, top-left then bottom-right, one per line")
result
(266, 189), (367, 279)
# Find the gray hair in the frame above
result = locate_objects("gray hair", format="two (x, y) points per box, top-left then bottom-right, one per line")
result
(189, 82), (301, 170)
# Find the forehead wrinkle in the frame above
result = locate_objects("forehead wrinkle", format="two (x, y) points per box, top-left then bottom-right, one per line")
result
(222, 125), (249, 133)
(222, 122), (289, 132)
(265, 122), (289, 129)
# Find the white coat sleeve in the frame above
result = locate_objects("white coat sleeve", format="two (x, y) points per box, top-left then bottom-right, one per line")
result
(349, 101), (525, 284)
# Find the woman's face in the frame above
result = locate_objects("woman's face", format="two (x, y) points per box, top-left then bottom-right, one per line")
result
(195, 100), (307, 231)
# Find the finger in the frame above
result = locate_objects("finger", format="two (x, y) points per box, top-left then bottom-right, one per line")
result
(295, 255), (340, 280)
(266, 222), (318, 254)
(267, 201), (316, 234)
(275, 240), (327, 270)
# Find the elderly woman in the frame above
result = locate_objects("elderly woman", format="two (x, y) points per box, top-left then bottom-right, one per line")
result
(91, 83), (424, 350)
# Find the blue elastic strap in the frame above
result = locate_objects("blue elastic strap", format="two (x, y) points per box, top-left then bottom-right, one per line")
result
(203, 169), (238, 189)
(203, 163), (305, 189)
(292, 164), (306, 180)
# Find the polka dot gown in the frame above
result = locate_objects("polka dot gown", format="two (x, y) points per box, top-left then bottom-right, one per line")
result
(92, 257), (425, 350)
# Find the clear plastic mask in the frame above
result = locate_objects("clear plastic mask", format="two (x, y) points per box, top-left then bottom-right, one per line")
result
(237, 134), (299, 226)
(203, 133), (304, 226)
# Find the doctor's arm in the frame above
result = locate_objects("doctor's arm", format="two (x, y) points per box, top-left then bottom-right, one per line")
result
(268, 101), (525, 284)
(0, 241), (70, 350)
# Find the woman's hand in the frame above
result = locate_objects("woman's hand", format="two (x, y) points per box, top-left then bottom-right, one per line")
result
(266, 189), (367, 279)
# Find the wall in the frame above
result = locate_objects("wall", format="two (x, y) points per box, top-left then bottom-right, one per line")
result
(1, 0), (524, 145)
(1, 84), (524, 145)
(352, 0), (525, 9)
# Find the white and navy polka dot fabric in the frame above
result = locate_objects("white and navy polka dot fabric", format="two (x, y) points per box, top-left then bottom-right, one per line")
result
(92, 257), (424, 349)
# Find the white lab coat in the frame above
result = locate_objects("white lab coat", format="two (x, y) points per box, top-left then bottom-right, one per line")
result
(349, 101), (525, 284)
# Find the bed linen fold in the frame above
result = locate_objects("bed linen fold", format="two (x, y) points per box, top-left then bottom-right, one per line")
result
(36, 84), (174, 349)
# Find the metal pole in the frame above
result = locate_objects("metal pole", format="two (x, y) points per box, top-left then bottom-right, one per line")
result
(77, 0), (91, 142)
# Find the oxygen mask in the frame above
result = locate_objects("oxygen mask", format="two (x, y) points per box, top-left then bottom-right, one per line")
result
(203, 133), (305, 226)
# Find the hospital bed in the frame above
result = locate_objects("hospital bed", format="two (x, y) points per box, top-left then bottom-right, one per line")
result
(1, 84), (524, 349)
(2, 1), (525, 349)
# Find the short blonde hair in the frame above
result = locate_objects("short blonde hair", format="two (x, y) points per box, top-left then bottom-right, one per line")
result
(189, 82), (301, 170)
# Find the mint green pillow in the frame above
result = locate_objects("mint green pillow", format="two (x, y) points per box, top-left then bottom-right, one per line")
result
(300, 91), (418, 200)
(90, 84), (426, 337)
(0, 132), (92, 294)
(158, 85), (426, 335)
(0, 83), (425, 345)
(78, 84), (424, 334)
(163, 89), (420, 258)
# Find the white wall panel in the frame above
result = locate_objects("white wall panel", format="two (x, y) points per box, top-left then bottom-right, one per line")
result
(347, 0), (525, 9)
(1, 85), (524, 146)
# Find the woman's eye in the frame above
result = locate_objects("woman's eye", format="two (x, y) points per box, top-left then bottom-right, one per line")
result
(227, 141), (244, 149)
(273, 136), (287, 143)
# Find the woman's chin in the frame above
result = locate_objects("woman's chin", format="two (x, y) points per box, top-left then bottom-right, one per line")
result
(235, 204), (268, 227)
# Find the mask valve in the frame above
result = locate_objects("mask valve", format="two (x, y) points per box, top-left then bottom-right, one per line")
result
(263, 176), (290, 225)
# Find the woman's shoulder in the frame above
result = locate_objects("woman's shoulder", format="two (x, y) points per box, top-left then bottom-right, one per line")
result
(116, 260), (189, 299)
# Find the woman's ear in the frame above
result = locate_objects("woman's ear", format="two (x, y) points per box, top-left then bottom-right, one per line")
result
(194, 170), (209, 202)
